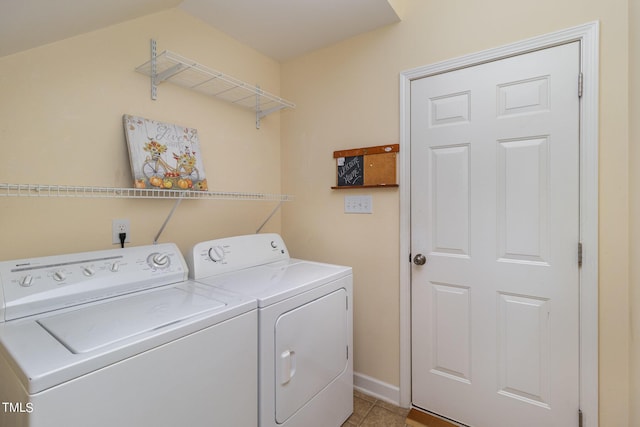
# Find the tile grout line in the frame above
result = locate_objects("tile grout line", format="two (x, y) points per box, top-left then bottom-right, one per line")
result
(358, 399), (377, 426)
(345, 390), (412, 426)
(350, 399), (373, 426)
(364, 398), (411, 426)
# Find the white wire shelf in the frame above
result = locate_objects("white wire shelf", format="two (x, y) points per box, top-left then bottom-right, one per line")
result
(0, 184), (294, 202)
(135, 42), (295, 128)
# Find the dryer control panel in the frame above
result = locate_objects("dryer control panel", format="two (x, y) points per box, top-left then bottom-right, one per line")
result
(0, 243), (188, 322)
(188, 233), (289, 279)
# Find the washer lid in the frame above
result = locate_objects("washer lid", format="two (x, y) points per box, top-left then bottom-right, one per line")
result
(37, 287), (226, 353)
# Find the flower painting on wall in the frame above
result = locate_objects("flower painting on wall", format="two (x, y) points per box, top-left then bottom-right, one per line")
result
(123, 114), (208, 191)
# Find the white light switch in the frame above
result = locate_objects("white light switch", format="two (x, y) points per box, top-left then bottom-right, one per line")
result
(344, 195), (372, 214)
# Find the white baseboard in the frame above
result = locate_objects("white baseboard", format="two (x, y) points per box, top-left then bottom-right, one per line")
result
(353, 372), (404, 407)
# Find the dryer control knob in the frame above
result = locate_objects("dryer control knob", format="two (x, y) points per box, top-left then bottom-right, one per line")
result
(110, 261), (120, 272)
(53, 271), (66, 282)
(82, 267), (95, 277)
(208, 246), (226, 262)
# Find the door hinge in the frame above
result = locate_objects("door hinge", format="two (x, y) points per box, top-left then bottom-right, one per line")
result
(578, 242), (583, 267)
(578, 409), (583, 427)
(578, 73), (584, 98)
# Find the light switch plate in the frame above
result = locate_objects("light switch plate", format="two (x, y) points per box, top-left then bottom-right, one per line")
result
(344, 195), (372, 214)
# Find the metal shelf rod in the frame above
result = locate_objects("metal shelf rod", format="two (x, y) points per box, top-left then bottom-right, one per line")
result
(0, 184), (294, 202)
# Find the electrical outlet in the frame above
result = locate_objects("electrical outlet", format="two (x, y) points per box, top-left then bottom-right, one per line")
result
(112, 219), (131, 245)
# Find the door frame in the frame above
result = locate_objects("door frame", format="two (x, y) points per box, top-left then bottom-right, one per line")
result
(398, 22), (599, 426)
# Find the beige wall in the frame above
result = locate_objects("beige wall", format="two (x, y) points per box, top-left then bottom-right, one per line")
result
(629, 0), (639, 425)
(0, 9), (284, 260)
(281, 0), (630, 424)
(0, 1), (635, 425)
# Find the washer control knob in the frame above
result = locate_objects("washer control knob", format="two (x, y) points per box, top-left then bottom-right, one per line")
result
(53, 271), (66, 282)
(149, 253), (170, 268)
(271, 241), (278, 249)
(110, 261), (120, 272)
(208, 246), (226, 263)
(82, 267), (95, 277)
(19, 275), (33, 287)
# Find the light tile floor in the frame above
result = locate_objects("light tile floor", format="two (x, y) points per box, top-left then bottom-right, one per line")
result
(342, 390), (411, 427)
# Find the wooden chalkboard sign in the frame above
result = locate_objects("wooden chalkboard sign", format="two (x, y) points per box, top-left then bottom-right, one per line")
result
(337, 156), (364, 186)
(333, 144), (399, 189)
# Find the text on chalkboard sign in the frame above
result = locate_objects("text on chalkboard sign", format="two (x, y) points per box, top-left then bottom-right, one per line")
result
(337, 156), (364, 186)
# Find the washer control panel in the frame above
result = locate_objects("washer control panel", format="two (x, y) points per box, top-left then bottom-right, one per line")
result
(188, 233), (289, 279)
(0, 243), (187, 322)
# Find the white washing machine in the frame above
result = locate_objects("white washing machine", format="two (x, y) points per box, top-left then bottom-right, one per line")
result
(187, 233), (353, 427)
(0, 243), (257, 427)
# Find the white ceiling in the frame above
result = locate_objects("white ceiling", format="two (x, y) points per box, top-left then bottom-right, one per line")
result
(0, 0), (401, 61)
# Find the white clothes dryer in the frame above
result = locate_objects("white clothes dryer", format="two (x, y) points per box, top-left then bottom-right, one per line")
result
(0, 243), (257, 427)
(188, 233), (353, 427)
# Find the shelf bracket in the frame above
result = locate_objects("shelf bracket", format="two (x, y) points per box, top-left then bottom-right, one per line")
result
(156, 63), (185, 84)
(255, 85), (262, 129)
(153, 198), (182, 244)
(258, 105), (286, 119)
(153, 197), (282, 240)
(256, 201), (283, 233)
(255, 86), (288, 128)
(151, 39), (158, 100)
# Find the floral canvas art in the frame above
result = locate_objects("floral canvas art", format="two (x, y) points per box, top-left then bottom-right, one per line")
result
(123, 114), (208, 191)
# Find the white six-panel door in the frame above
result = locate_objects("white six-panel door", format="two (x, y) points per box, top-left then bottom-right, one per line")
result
(411, 42), (580, 426)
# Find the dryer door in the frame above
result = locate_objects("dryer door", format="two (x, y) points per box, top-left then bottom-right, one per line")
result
(275, 288), (348, 423)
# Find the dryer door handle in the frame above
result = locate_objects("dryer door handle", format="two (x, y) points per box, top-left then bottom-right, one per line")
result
(280, 350), (296, 385)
